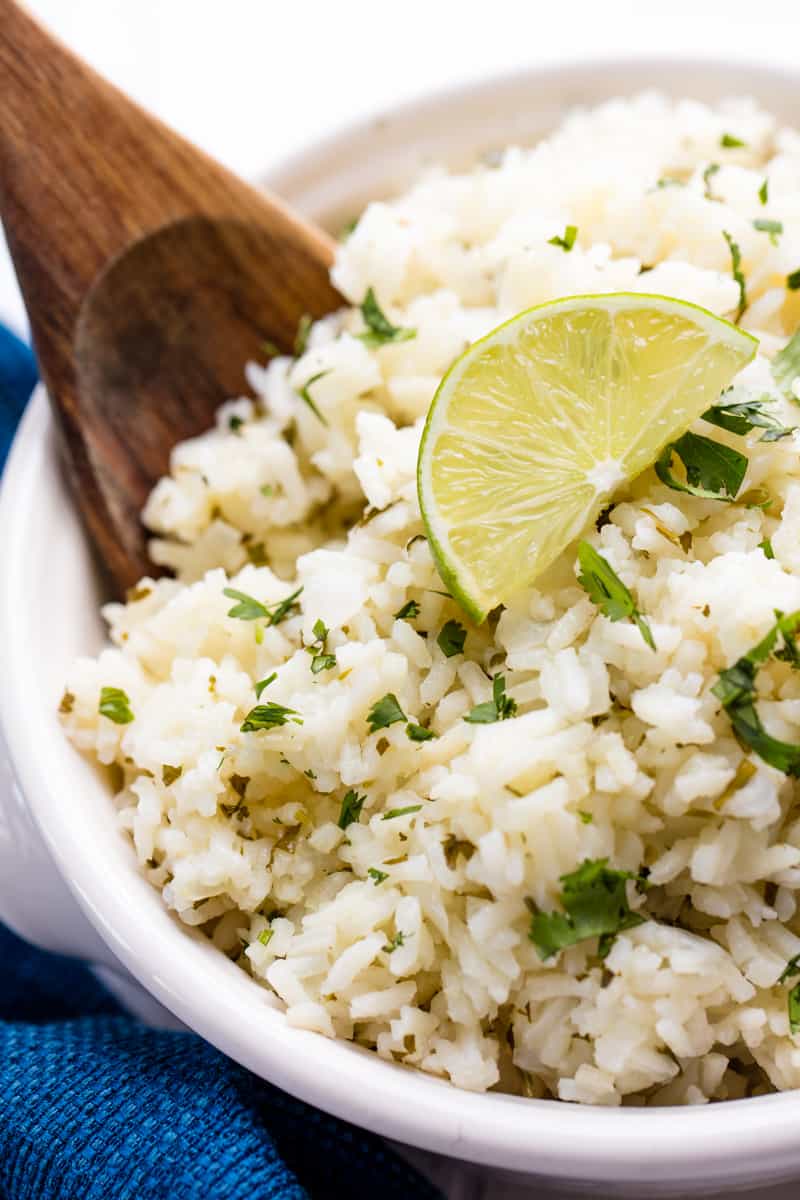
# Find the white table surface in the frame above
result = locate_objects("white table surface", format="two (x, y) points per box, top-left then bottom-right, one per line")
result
(4, 3), (800, 1196)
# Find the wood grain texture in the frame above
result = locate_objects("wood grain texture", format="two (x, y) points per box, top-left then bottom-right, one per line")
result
(0, 0), (340, 593)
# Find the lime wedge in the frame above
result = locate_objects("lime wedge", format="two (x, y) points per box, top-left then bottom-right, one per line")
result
(418, 293), (757, 622)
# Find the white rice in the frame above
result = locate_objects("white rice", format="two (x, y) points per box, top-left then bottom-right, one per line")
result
(61, 92), (800, 1105)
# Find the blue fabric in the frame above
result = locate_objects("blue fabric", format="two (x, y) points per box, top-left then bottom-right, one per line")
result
(0, 329), (441, 1200)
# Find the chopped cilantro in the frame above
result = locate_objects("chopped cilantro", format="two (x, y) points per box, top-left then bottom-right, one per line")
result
(548, 224), (578, 252)
(464, 674), (518, 724)
(357, 287), (416, 348)
(655, 431), (747, 502)
(228, 414), (244, 434)
(382, 931), (406, 953)
(260, 484), (274, 497)
(262, 339), (281, 360)
(437, 619), (466, 658)
(161, 764), (182, 786)
(406, 722), (436, 742)
(780, 954), (800, 983)
(788, 269), (800, 291)
(772, 331), (800, 401)
(702, 397), (794, 443)
(294, 313), (312, 356)
(224, 585), (302, 626)
(98, 686), (134, 725)
(712, 610), (800, 775)
(254, 673), (277, 699)
(307, 618), (336, 674)
(759, 178), (769, 205)
(367, 693), (407, 733)
(240, 702), (303, 733)
(266, 586), (303, 626)
(576, 541), (656, 651)
(655, 177), (684, 189)
(789, 985), (800, 1036)
(394, 600), (421, 620)
(367, 867), (389, 885)
(753, 217), (783, 245)
(528, 858), (647, 960)
(723, 230), (747, 322)
(338, 789), (367, 829)
(759, 538), (775, 560)
(257, 927), (274, 947)
(721, 132), (747, 148)
(382, 805), (423, 820)
(297, 370), (330, 425)
(578, 810), (593, 824)
(702, 162), (720, 200)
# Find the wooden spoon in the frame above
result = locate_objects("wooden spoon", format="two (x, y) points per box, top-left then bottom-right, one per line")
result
(0, 0), (341, 595)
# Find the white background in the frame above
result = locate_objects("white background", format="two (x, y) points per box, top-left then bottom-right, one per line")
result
(4, 3), (800, 1196)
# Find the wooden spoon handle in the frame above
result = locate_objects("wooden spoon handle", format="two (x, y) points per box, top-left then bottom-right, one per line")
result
(0, 0), (338, 368)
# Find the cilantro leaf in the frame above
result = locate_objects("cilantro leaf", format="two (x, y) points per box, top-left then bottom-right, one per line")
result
(382, 805), (422, 820)
(759, 178), (769, 205)
(702, 397), (794, 442)
(772, 331), (800, 401)
(338, 789), (367, 829)
(703, 162), (720, 200)
(528, 858), (647, 960)
(367, 693), (407, 733)
(780, 954), (800, 984)
(382, 931), (406, 953)
(306, 618), (336, 674)
(655, 177), (684, 190)
(759, 538), (775, 560)
(788, 269), (800, 292)
(721, 132), (747, 148)
(789, 984), (800, 1035)
(297, 370), (330, 425)
(406, 722), (436, 742)
(548, 224), (578, 252)
(266, 587), (303, 627)
(437, 619), (466, 658)
(98, 686), (134, 725)
(224, 588), (268, 621)
(240, 702), (303, 733)
(254, 672), (277, 699)
(464, 674), (518, 724)
(576, 541), (656, 651)
(294, 313), (312, 356)
(723, 230), (747, 322)
(753, 217), (783, 245)
(228, 414), (244, 434)
(311, 654), (336, 675)
(357, 287), (416, 348)
(394, 600), (420, 621)
(367, 867), (389, 885)
(655, 431), (747, 502)
(257, 927), (274, 947)
(712, 610), (800, 775)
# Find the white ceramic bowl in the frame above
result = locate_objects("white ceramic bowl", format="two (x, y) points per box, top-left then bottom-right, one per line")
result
(3, 58), (800, 1196)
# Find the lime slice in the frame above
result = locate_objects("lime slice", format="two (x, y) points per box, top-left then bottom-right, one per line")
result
(418, 293), (757, 622)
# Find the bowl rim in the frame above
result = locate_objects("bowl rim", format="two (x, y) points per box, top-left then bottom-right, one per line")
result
(4, 54), (800, 1187)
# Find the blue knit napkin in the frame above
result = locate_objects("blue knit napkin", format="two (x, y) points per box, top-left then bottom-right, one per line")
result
(0, 325), (441, 1200)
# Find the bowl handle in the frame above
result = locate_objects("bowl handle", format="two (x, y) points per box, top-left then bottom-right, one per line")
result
(0, 727), (120, 966)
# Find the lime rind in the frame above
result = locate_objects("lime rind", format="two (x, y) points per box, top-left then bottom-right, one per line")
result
(417, 293), (758, 623)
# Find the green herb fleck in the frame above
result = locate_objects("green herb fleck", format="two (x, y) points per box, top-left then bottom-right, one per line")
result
(723, 230), (747, 322)
(98, 686), (134, 725)
(576, 541), (656, 651)
(161, 764), (182, 786)
(368, 867), (389, 885)
(721, 132), (747, 149)
(655, 431), (747, 502)
(357, 287), (416, 348)
(240, 702), (303, 733)
(703, 162), (720, 200)
(772, 332), (800, 401)
(338, 789), (367, 830)
(759, 178), (769, 205)
(382, 931), (406, 953)
(406, 722), (436, 742)
(306, 618), (336, 674)
(437, 619), (466, 658)
(702, 397), (794, 443)
(224, 585), (302, 626)
(228, 414), (244, 434)
(578, 810), (593, 824)
(759, 538), (775, 560)
(712, 610), (800, 775)
(528, 858), (647, 960)
(464, 674), (518, 724)
(262, 340), (281, 360)
(382, 805), (423, 821)
(655, 177), (684, 190)
(294, 313), (312, 356)
(753, 217), (783, 245)
(780, 954), (800, 984)
(789, 984), (800, 1035)
(548, 224), (578, 252)
(254, 673), (277, 699)
(257, 927), (274, 947)
(394, 600), (421, 621)
(367, 693), (407, 733)
(297, 370), (330, 425)
(788, 269), (800, 291)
